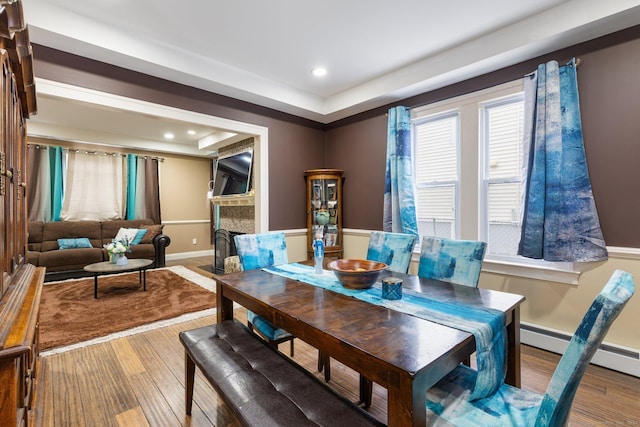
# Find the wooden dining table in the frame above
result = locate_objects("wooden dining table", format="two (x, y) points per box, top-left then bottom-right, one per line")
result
(215, 265), (525, 427)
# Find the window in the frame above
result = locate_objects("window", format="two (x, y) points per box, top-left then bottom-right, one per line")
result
(480, 95), (524, 258)
(413, 112), (459, 239)
(412, 81), (579, 283)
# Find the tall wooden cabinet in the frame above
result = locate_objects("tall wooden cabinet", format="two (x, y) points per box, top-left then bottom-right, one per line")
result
(0, 2), (42, 427)
(304, 169), (344, 261)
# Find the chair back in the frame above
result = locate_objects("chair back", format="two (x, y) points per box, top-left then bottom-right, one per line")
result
(366, 231), (417, 273)
(234, 232), (288, 271)
(417, 236), (486, 287)
(535, 269), (634, 427)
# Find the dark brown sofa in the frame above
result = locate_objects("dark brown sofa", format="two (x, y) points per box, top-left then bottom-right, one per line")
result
(27, 219), (171, 281)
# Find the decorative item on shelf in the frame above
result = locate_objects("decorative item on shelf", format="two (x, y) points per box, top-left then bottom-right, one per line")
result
(325, 225), (338, 247)
(313, 226), (325, 274)
(315, 209), (330, 226)
(104, 238), (131, 264)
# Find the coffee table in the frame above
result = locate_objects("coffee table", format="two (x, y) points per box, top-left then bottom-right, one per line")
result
(83, 259), (154, 298)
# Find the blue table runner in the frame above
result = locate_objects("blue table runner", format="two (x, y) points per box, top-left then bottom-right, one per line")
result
(263, 263), (506, 400)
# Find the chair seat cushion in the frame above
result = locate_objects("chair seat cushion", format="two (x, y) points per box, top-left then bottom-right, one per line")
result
(426, 364), (543, 426)
(247, 310), (293, 341)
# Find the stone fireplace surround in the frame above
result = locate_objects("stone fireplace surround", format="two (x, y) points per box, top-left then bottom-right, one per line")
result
(212, 139), (256, 273)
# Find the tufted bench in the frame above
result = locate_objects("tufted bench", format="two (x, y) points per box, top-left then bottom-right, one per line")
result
(179, 320), (384, 427)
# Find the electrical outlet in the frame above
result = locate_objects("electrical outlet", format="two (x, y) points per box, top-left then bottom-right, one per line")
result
(192, 238), (197, 245)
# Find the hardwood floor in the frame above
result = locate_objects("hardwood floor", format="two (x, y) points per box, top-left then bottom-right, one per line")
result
(34, 258), (640, 426)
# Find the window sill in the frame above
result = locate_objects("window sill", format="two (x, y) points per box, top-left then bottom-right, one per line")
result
(481, 258), (582, 285)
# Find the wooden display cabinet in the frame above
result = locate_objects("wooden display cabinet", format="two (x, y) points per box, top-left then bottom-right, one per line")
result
(0, 3), (42, 427)
(304, 169), (343, 261)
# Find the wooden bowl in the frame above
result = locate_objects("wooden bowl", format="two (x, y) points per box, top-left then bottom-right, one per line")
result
(328, 259), (387, 290)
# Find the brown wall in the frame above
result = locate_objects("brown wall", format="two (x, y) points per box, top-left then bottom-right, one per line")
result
(33, 25), (640, 246)
(578, 38), (640, 247)
(325, 116), (387, 230)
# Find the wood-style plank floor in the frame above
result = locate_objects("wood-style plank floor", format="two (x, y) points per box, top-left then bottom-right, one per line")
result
(34, 258), (640, 426)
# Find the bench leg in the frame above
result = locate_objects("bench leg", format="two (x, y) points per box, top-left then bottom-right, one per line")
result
(185, 350), (196, 415)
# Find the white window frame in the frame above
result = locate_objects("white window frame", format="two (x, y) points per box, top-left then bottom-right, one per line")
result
(413, 80), (582, 284)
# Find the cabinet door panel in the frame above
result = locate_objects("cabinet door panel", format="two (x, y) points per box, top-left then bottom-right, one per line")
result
(305, 169), (343, 260)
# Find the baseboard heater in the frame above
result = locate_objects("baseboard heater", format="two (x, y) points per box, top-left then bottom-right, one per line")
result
(520, 322), (639, 378)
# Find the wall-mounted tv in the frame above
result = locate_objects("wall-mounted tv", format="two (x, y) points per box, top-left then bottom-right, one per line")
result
(211, 149), (253, 197)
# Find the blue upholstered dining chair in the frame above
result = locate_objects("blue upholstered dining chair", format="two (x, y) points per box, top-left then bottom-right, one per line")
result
(425, 269), (635, 427)
(318, 230), (418, 383)
(233, 232), (295, 356)
(418, 236), (487, 287)
(366, 231), (418, 274)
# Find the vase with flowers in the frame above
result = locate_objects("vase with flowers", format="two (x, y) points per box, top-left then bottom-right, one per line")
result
(104, 238), (131, 265)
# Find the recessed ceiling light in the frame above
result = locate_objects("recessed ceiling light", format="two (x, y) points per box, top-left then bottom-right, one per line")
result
(164, 132), (175, 139)
(187, 129), (196, 135)
(312, 67), (327, 77)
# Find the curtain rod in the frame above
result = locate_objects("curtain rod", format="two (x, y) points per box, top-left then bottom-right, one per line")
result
(522, 57), (581, 79)
(27, 143), (165, 162)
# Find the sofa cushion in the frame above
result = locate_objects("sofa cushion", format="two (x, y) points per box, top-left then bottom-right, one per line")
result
(38, 248), (104, 272)
(101, 219), (154, 245)
(27, 251), (39, 266)
(114, 227), (140, 244)
(131, 228), (148, 245)
(141, 224), (164, 243)
(126, 244), (155, 260)
(42, 221), (102, 252)
(57, 237), (93, 249)
(28, 221), (44, 252)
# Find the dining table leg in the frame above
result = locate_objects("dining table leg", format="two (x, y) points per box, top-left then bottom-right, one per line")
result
(505, 306), (521, 387)
(387, 376), (426, 427)
(216, 282), (234, 323)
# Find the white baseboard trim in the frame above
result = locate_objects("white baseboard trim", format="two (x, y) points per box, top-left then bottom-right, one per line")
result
(521, 322), (639, 378)
(166, 249), (214, 261)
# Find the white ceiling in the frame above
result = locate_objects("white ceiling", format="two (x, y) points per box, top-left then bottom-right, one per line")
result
(22, 0), (640, 156)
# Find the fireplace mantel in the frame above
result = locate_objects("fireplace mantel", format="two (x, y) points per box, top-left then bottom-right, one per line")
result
(210, 194), (255, 206)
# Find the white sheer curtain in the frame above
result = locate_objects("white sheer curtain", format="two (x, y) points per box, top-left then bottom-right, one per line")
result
(60, 150), (127, 220)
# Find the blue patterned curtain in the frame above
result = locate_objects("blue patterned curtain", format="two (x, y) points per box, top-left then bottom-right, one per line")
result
(518, 59), (607, 262)
(383, 106), (418, 236)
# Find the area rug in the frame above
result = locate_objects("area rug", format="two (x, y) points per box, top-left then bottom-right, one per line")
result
(39, 265), (217, 356)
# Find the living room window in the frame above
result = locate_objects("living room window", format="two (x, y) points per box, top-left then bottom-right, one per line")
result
(412, 80), (579, 283)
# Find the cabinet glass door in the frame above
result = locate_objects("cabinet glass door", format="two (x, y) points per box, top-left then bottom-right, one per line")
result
(310, 178), (339, 247)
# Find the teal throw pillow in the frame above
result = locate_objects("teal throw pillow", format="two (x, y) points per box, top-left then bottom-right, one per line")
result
(58, 238), (93, 250)
(131, 229), (148, 245)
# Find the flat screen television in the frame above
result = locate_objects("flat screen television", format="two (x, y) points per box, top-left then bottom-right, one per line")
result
(211, 149), (253, 197)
